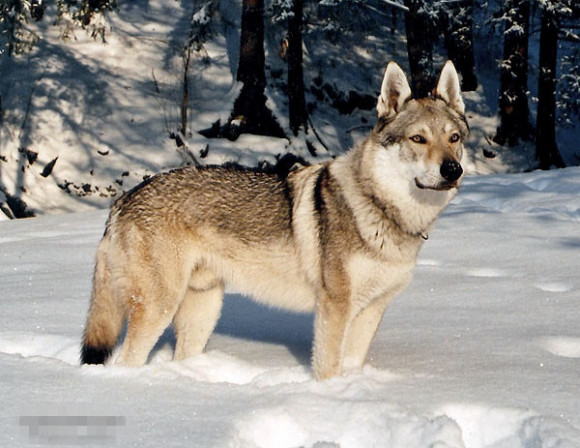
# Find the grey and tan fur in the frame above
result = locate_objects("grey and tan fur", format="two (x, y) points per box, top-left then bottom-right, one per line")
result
(81, 61), (468, 380)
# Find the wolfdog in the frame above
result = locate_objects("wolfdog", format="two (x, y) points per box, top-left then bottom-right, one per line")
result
(81, 61), (468, 380)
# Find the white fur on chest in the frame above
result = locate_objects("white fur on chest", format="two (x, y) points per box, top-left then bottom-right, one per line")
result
(346, 252), (414, 312)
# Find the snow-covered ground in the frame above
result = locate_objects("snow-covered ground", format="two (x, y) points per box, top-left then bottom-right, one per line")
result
(1, 167), (579, 447)
(1, 0), (579, 446)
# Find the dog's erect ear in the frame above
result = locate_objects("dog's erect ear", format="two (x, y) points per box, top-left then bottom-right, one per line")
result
(377, 62), (412, 118)
(434, 61), (465, 115)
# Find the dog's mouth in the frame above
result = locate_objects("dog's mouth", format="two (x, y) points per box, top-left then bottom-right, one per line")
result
(414, 178), (457, 191)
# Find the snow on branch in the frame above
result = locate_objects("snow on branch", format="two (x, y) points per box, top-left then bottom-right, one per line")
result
(380, 0), (409, 12)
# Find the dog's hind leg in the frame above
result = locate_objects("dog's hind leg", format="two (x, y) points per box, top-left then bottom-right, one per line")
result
(116, 279), (183, 367)
(173, 281), (224, 361)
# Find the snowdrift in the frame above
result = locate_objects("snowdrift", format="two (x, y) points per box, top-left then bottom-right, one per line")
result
(1, 168), (579, 447)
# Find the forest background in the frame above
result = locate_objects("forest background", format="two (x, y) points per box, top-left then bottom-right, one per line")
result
(0, 0), (578, 219)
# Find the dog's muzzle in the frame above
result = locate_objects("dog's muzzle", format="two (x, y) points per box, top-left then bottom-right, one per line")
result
(415, 159), (463, 191)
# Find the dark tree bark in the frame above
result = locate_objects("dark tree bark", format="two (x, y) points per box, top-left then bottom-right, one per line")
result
(236, 0), (266, 88)
(287, 0), (308, 136)
(181, 47), (192, 136)
(227, 0), (284, 140)
(403, 0), (435, 98)
(443, 0), (478, 91)
(536, 2), (565, 169)
(493, 0), (531, 146)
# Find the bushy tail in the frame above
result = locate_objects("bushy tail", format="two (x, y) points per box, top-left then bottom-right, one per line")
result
(81, 237), (124, 365)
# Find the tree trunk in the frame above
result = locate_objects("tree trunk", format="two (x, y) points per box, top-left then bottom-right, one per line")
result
(403, 0), (435, 98)
(237, 0), (266, 88)
(227, 0), (284, 140)
(287, 0), (308, 136)
(536, 2), (565, 169)
(443, 0), (478, 91)
(181, 47), (192, 136)
(493, 0), (531, 146)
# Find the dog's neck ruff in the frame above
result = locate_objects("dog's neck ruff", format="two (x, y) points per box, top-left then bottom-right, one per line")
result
(368, 193), (429, 241)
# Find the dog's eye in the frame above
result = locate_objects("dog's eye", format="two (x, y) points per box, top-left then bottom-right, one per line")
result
(410, 135), (427, 144)
(449, 133), (460, 143)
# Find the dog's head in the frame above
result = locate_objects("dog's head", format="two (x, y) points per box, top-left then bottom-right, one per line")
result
(374, 61), (468, 193)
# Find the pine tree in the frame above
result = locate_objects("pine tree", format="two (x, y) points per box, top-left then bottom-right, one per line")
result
(442, 0), (478, 91)
(493, 0), (532, 146)
(403, 0), (435, 97)
(226, 0), (284, 140)
(287, 0), (308, 136)
(0, 0), (39, 56)
(536, 0), (566, 169)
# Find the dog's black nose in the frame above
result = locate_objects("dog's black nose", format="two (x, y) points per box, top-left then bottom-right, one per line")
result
(440, 159), (463, 182)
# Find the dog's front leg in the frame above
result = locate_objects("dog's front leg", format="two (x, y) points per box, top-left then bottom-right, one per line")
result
(312, 291), (351, 380)
(342, 294), (394, 371)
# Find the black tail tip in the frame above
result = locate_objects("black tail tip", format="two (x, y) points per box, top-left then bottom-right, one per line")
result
(81, 345), (112, 365)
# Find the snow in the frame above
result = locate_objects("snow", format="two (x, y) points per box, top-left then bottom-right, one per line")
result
(1, 167), (579, 447)
(1, 0), (579, 446)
